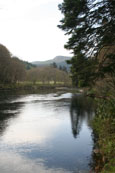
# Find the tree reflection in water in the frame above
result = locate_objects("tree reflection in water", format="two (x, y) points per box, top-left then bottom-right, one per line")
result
(70, 94), (95, 138)
(0, 101), (23, 136)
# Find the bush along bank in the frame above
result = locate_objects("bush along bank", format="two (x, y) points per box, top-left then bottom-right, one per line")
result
(92, 98), (115, 173)
(0, 82), (73, 91)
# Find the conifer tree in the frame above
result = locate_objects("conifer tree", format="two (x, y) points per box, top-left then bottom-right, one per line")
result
(58, 0), (115, 86)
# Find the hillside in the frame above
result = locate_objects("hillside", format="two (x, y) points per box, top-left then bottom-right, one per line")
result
(31, 56), (71, 70)
(22, 60), (36, 70)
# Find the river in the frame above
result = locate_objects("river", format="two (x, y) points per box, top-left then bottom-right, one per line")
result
(0, 91), (95, 173)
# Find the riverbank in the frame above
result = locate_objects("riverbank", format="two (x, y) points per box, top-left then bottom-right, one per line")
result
(0, 83), (83, 94)
(0, 83), (70, 90)
(91, 98), (115, 173)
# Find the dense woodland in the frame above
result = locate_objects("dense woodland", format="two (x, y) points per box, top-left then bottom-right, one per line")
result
(58, 0), (115, 172)
(0, 44), (71, 86)
(0, 44), (26, 84)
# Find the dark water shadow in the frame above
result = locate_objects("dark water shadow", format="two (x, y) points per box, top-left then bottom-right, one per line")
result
(70, 94), (95, 138)
(0, 91), (25, 136)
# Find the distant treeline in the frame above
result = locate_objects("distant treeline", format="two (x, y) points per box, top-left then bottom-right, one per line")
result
(0, 44), (71, 85)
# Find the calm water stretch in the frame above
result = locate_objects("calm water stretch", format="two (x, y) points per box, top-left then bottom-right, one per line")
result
(0, 91), (95, 173)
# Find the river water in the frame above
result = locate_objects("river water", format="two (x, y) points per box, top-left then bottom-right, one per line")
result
(0, 91), (95, 173)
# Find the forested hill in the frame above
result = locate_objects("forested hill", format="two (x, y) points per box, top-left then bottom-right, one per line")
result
(31, 56), (71, 70)
(22, 60), (36, 70)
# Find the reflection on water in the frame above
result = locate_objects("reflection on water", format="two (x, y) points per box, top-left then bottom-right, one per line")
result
(0, 91), (95, 173)
(70, 94), (95, 138)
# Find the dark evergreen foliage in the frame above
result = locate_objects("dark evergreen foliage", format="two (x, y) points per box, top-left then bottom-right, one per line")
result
(23, 61), (36, 70)
(58, 0), (115, 86)
(50, 62), (57, 68)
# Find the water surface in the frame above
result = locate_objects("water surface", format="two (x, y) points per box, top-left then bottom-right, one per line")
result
(0, 91), (95, 173)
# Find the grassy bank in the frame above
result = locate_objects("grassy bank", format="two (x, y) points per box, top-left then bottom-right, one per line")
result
(92, 98), (115, 173)
(0, 82), (72, 91)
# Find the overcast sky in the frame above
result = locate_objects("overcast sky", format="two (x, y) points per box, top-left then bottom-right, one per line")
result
(0, 0), (71, 62)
